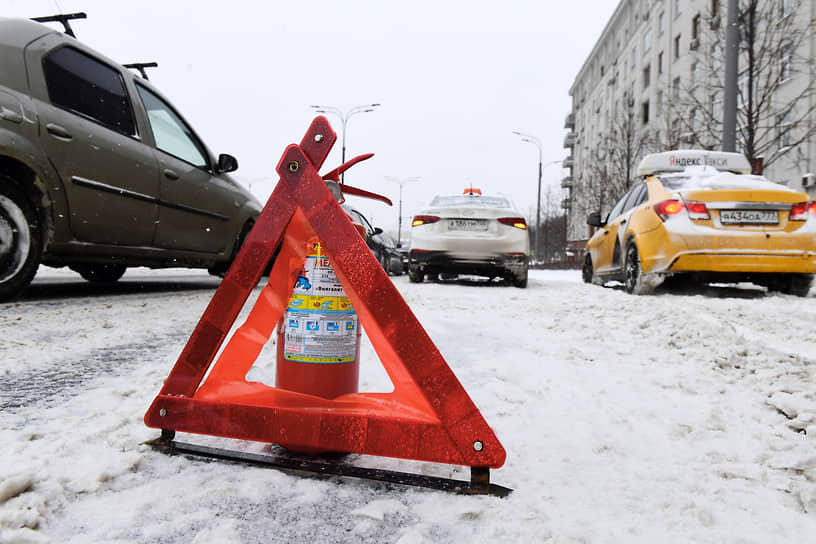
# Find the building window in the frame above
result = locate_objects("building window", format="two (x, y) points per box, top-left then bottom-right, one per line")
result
(642, 101), (650, 124)
(780, 42), (793, 80)
(780, 0), (795, 17)
(674, 0), (681, 17)
(601, 64), (605, 77)
(673, 76), (681, 99)
(658, 11), (665, 34)
(712, 0), (720, 17)
(631, 47), (637, 70)
(692, 14), (701, 40)
(674, 34), (682, 59)
(643, 28), (652, 53)
(658, 51), (664, 74)
(778, 110), (793, 147)
(656, 89), (664, 116)
(709, 92), (719, 118)
(643, 64), (651, 89)
(690, 62), (699, 87)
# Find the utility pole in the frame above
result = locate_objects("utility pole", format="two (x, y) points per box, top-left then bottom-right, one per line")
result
(722, 0), (739, 151)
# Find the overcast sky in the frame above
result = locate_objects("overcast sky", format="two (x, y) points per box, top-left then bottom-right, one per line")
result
(5, 0), (616, 238)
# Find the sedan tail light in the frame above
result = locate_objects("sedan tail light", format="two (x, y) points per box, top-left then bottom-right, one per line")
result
(685, 201), (711, 220)
(411, 215), (440, 227)
(498, 217), (527, 230)
(790, 201), (816, 221)
(653, 200), (685, 221)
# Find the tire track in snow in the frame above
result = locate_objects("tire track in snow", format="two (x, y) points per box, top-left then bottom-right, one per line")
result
(0, 330), (186, 413)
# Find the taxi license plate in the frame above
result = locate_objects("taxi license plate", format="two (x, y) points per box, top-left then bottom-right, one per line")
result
(720, 209), (779, 224)
(448, 219), (488, 231)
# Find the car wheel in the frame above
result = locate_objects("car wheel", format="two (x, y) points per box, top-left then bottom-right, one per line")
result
(408, 267), (424, 283)
(70, 263), (127, 283)
(582, 254), (594, 284)
(378, 252), (391, 275)
(624, 243), (646, 295)
(770, 273), (813, 297)
(0, 181), (42, 301)
(512, 269), (528, 288)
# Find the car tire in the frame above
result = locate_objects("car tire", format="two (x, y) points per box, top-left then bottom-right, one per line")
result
(582, 254), (594, 284)
(70, 263), (127, 283)
(0, 181), (42, 301)
(512, 269), (528, 288)
(408, 267), (424, 283)
(378, 252), (391, 275)
(770, 273), (814, 297)
(624, 242), (647, 295)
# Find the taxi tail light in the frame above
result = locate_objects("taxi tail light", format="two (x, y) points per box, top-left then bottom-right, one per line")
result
(685, 201), (710, 220)
(498, 217), (527, 230)
(411, 215), (440, 227)
(790, 201), (816, 221)
(653, 199), (685, 221)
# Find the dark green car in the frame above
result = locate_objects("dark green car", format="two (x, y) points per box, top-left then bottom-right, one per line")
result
(0, 17), (262, 300)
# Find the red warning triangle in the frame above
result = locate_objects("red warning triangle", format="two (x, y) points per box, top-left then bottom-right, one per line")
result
(144, 117), (506, 469)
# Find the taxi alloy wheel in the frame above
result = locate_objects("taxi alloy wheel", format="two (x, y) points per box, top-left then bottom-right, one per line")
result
(624, 243), (643, 295)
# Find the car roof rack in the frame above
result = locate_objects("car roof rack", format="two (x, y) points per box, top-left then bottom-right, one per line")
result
(30, 12), (87, 38)
(123, 62), (159, 80)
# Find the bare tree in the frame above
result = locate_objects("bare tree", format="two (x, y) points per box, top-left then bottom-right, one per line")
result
(681, 0), (816, 169)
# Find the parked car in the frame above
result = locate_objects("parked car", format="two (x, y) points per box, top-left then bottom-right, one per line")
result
(408, 188), (529, 287)
(583, 150), (816, 296)
(0, 17), (262, 300)
(344, 206), (403, 275)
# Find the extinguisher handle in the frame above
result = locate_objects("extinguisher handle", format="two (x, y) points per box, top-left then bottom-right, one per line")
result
(321, 153), (393, 206)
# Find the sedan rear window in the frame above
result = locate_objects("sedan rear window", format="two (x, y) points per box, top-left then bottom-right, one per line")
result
(430, 195), (512, 208)
(659, 171), (793, 192)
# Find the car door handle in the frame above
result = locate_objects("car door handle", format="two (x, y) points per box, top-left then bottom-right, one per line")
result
(621, 218), (627, 225)
(0, 107), (23, 124)
(163, 169), (179, 180)
(46, 123), (72, 140)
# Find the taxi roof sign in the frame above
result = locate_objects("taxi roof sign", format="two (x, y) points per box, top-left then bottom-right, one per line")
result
(637, 150), (751, 177)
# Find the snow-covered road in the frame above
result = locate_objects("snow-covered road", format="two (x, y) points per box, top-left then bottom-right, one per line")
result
(1, 267), (815, 543)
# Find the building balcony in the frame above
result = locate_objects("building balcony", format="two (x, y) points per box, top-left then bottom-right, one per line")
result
(562, 156), (574, 169)
(561, 175), (573, 189)
(564, 112), (575, 129)
(563, 132), (576, 148)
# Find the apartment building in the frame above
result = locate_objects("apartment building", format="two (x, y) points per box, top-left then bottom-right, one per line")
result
(563, 0), (816, 244)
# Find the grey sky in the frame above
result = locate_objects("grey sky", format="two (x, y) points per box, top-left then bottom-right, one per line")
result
(5, 0), (616, 236)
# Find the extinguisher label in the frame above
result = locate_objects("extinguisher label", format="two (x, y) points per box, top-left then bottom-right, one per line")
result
(283, 243), (358, 363)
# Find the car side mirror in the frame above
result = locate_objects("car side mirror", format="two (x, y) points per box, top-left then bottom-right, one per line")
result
(586, 212), (604, 227)
(216, 153), (238, 174)
(373, 227), (383, 235)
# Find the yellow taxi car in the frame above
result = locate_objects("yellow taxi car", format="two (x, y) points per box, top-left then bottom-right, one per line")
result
(582, 150), (816, 296)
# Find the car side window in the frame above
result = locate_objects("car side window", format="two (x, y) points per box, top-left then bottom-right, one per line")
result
(606, 191), (631, 222)
(135, 84), (208, 169)
(622, 184), (647, 212)
(349, 210), (374, 236)
(42, 46), (136, 136)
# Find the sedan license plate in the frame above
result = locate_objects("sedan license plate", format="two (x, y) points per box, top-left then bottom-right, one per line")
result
(720, 209), (779, 225)
(448, 219), (488, 231)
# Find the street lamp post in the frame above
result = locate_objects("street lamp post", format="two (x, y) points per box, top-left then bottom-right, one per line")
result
(310, 103), (381, 182)
(513, 132), (561, 263)
(386, 176), (420, 247)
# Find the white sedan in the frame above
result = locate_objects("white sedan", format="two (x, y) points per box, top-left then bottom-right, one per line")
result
(408, 189), (530, 287)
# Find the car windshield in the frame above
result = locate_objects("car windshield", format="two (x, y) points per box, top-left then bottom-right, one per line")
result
(429, 195), (512, 208)
(658, 170), (794, 192)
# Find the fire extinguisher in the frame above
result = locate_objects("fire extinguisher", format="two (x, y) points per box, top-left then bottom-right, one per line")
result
(275, 154), (391, 400)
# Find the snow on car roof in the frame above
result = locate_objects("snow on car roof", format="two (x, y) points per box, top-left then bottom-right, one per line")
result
(658, 168), (797, 192)
(429, 195), (513, 208)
